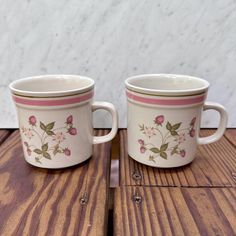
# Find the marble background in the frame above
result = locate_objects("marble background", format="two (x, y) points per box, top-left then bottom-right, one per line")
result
(1, 0), (236, 128)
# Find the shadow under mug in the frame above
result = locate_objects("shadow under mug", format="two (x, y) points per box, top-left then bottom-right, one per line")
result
(9, 75), (118, 169)
(125, 74), (228, 168)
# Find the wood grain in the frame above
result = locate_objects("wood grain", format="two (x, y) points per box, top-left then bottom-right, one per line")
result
(114, 186), (236, 236)
(0, 129), (111, 236)
(0, 129), (12, 145)
(119, 129), (236, 187)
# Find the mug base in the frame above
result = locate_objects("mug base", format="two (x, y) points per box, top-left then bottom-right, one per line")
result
(128, 154), (194, 168)
(24, 156), (92, 169)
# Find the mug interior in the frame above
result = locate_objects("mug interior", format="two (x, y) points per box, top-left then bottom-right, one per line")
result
(125, 74), (209, 96)
(9, 75), (94, 97)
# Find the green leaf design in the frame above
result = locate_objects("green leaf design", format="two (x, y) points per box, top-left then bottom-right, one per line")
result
(149, 155), (156, 163)
(46, 130), (55, 136)
(53, 144), (59, 155)
(166, 122), (172, 131)
(42, 143), (48, 152)
(170, 131), (178, 136)
(34, 149), (42, 154)
(35, 157), (42, 164)
(172, 122), (181, 130)
(43, 152), (51, 159)
(160, 152), (167, 159)
(171, 145), (178, 155)
(160, 143), (168, 152)
(150, 147), (160, 153)
(40, 122), (46, 131)
(46, 122), (55, 131)
(139, 124), (144, 131)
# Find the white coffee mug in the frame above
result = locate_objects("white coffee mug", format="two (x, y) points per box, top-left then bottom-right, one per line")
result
(125, 74), (228, 168)
(10, 75), (118, 169)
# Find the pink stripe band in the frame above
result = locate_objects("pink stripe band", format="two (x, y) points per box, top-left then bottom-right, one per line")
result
(13, 92), (93, 106)
(126, 91), (205, 106)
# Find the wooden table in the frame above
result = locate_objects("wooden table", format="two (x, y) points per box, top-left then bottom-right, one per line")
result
(0, 129), (236, 236)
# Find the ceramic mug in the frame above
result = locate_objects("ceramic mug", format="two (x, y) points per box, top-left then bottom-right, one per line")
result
(9, 75), (118, 169)
(125, 74), (228, 168)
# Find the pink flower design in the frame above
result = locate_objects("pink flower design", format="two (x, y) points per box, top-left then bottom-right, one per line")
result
(68, 127), (77, 135)
(143, 127), (156, 138)
(180, 149), (186, 157)
(140, 146), (146, 153)
(154, 115), (164, 125)
(174, 133), (186, 145)
(27, 148), (32, 156)
(64, 148), (71, 156)
(52, 132), (65, 143)
(189, 128), (195, 137)
(138, 139), (144, 145)
(66, 115), (73, 125)
(29, 116), (37, 126)
(190, 117), (196, 126)
(24, 128), (34, 139)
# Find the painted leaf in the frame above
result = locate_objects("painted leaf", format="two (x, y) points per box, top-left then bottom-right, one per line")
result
(46, 130), (55, 136)
(139, 124), (144, 131)
(150, 147), (160, 153)
(149, 155), (156, 163)
(166, 122), (172, 131)
(170, 131), (178, 136)
(35, 157), (42, 164)
(172, 122), (181, 130)
(171, 145), (178, 155)
(46, 122), (55, 131)
(40, 122), (46, 131)
(43, 152), (51, 159)
(34, 149), (42, 154)
(160, 143), (168, 152)
(160, 152), (167, 159)
(42, 143), (48, 152)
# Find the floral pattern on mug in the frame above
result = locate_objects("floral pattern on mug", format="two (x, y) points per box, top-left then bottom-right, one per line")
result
(21, 115), (78, 164)
(138, 115), (196, 162)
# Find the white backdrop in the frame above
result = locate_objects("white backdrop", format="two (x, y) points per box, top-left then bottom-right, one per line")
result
(1, 0), (236, 128)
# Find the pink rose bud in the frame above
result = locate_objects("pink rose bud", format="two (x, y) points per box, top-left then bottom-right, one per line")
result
(66, 115), (73, 124)
(154, 115), (164, 125)
(64, 148), (71, 156)
(140, 146), (146, 153)
(27, 148), (32, 156)
(68, 127), (77, 135)
(180, 149), (186, 157)
(190, 117), (196, 126)
(29, 115), (37, 126)
(138, 139), (144, 145)
(189, 128), (195, 137)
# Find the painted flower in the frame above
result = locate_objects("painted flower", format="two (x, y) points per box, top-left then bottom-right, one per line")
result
(66, 115), (73, 125)
(64, 148), (71, 156)
(174, 133), (186, 144)
(189, 128), (195, 137)
(180, 149), (186, 157)
(52, 132), (65, 143)
(138, 139), (144, 145)
(24, 128), (34, 139)
(140, 146), (146, 153)
(68, 127), (77, 135)
(190, 117), (196, 126)
(27, 148), (32, 156)
(143, 127), (156, 138)
(154, 115), (164, 126)
(29, 116), (37, 126)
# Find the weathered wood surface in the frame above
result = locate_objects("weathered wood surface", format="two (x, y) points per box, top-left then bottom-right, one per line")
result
(119, 129), (236, 187)
(0, 130), (111, 236)
(114, 186), (236, 236)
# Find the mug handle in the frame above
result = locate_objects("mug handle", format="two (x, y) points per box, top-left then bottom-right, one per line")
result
(198, 102), (228, 145)
(92, 101), (118, 144)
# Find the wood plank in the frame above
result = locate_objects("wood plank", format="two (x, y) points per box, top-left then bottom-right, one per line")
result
(114, 186), (236, 236)
(0, 130), (111, 236)
(119, 129), (236, 187)
(0, 129), (12, 145)
(225, 129), (236, 147)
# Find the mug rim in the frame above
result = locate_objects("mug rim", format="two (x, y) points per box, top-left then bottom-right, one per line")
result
(125, 74), (210, 96)
(9, 74), (95, 98)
